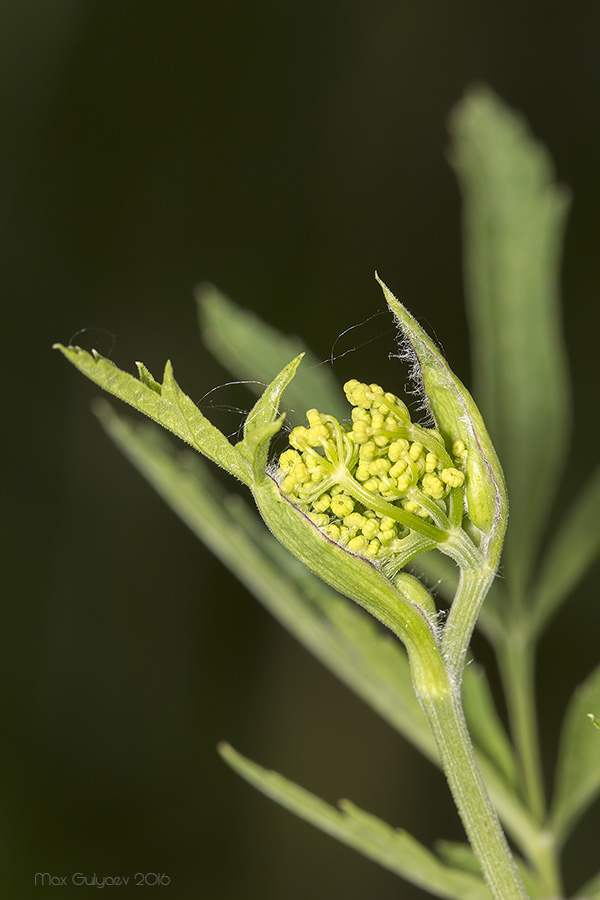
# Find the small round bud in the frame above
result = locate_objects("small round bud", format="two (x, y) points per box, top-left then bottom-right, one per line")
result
(362, 519), (380, 540)
(441, 467), (465, 488)
(368, 458), (391, 477)
(344, 512), (367, 531)
(312, 493), (331, 513)
(422, 474), (446, 500)
(330, 494), (355, 517)
(326, 523), (342, 541)
(396, 472), (413, 493)
(279, 448), (300, 469)
(452, 440), (468, 462)
(347, 535), (367, 553)
(425, 452), (438, 473)
(359, 441), (378, 461)
(389, 459), (408, 479)
(363, 478), (380, 493)
(388, 439), (410, 461)
(309, 512), (330, 528)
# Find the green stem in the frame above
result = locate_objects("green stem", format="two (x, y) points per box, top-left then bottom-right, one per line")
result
(441, 566), (496, 680)
(401, 598), (527, 900)
(417, 679), (529, 900)
(417, 560), (530, 898)
(495, 624), (563, 897)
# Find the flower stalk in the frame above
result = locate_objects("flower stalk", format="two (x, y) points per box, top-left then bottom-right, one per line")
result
(421, 685), (528, 900)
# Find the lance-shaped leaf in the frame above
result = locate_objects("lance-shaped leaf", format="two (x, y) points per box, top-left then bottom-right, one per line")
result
(462, 663), (519, 791)
(196, 283), (347, 421)
(551, 662), (600, 842)
(448, 86), (571, 599)
(237, 353), (304, 482)
(531, 466), (600, 635)
(54, 344), (252, 485)
(377, 276), (507, 568)
(219, 743), (491, 900)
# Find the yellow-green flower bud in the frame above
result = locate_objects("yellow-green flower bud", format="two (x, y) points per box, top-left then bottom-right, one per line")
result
(441, 467), (465, 488)
(422, 473), (446, 500)
(347, 535), (367, 553)
(330, 494), (355, 517)
(425, 452), (439, 473)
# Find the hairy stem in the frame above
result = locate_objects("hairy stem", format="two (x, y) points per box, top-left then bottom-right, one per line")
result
(418, 681), (530, 900)
(441, 567), (496, 681)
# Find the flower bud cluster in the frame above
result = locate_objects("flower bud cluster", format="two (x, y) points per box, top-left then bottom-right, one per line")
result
(277, 380), (466, 560)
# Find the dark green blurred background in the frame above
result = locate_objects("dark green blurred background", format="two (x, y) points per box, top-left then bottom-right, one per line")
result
(3, 2), (600, 898)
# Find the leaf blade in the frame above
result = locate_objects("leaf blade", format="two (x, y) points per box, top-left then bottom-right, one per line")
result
(531, 466), (600, 635)
(238, 353), (304, 481)
(551, 662), (600, 841)
(219, 743), (491, 900)
(448, 86), (571, 599)
(462, 663), (519, 791)
(54, 344), (252, 485)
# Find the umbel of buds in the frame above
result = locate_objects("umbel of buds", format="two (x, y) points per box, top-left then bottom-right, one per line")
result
(278, 380), (466, 560)
(54, 275), (506, 593)
(53, 275), (506, 662)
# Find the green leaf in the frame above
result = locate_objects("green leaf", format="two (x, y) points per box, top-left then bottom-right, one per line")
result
(462, 663), (519, 791)
(448, 86), (571, 600)
(435, 840), (482, 876)
(135, 361), (162, 393)
(237, 353), (304, 482)
(551, 662), (600, 842)
(574, 868), (600, 899)
(94, 403), (438, 761)
(54, 344), (252, 485)
(219, 743), (491, 900)
(531, 466), (600, 635)
(196, 283), (348, 421)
